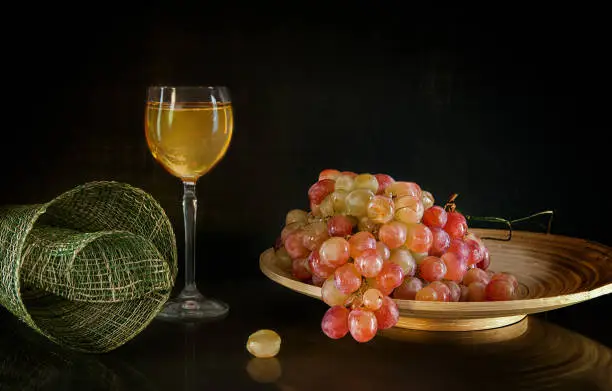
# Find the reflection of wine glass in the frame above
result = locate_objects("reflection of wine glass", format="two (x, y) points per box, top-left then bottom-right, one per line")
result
(145, 86), (233, 321)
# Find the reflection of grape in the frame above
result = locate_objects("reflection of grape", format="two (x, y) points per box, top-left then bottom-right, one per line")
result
(246, 357), (282, 383)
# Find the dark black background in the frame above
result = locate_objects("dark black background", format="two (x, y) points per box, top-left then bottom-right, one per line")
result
(1, 3), (610, 334)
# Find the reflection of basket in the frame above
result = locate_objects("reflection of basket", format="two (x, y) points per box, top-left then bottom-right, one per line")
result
(0, 181), (177, 353)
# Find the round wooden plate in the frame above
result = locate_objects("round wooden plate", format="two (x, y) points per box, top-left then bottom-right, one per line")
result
(260, 229), (612, 331)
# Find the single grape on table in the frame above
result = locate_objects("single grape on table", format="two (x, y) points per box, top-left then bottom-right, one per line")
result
(268, 169), (520, 343)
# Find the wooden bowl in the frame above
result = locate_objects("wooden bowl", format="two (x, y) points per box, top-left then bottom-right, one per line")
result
(260, 229), (612, 331)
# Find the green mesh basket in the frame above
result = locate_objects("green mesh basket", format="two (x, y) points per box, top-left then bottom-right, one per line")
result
(0, 181), (178, 353)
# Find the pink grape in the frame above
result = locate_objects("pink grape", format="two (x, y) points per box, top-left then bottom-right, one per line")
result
(415, 286), (438, 301)
(348, 308), (378, 343)
(308, 179), (335, 205)
(321, 277), (350, 306)
(311, 274), (326, 287)
(285, 231), (310, 260)
(464, 234), (485, 265)
(362, 288), (384, 311)
(428, 281), (452, 302)
(490, 273), (519, 289)
(441, 252), (468, 283)
(468, 282), (487, 301)
(422, 205), (448, 228)
(334, 263), (362, 294)
(274, 236), (282, 250)
(327, 215), (354, 237)
(308, 248), (335, 278)
(459, 284), (470, 301)
(463, 268), (491, 286)
(375, 262), (404, 295)
(376, 241), (391, 261)
(444, 211), (468, 239)
(393, 277), (423, 300)
(318, 169), (341, 181)
(394, 195), (424, 225)
(354, 248), (384, 278)
(405, 223), (433, 253)
(281, 222), (303, 244)
(319, 237), (350, 267)
(443, 280), (461, 302)
(292, 258), (311, 281)
(379, 221), (408, 249)
(447, 238), (470, 261)
(374, 296), (399, 329)
(486, 279), (516, 301)
(384, 181), (422, 199)
(348, 231), (377, 259)
(374, 174), (395, 194)
(419, 256), (447, 282)
(477, 248), (491, 270)
(388, 248), (417, 277)
(428, 227), (451, 256)
(367, 195), (395, 224)
(301, 221), (329, 251)
(321, 305), (350, 339)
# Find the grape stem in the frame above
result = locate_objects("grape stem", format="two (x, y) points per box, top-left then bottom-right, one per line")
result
(444, 193), (459, 213)
(466, 210), (555, 241)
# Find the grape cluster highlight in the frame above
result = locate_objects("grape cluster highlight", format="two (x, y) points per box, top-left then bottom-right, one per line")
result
(271, 169), (518, 343)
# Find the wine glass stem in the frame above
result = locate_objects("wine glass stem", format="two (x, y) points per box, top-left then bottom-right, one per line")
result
(182, 181), (199, 296)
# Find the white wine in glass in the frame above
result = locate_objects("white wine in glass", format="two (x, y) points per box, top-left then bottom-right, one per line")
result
(145, 86), (233, 321)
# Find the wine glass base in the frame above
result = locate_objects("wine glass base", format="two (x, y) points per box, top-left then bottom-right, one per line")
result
(156, 290), (229, 323)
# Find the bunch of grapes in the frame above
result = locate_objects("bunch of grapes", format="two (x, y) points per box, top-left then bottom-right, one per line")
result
(271, 169), (519, 343)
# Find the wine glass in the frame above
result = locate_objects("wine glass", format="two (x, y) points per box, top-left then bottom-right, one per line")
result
(145, 86), (233, 321)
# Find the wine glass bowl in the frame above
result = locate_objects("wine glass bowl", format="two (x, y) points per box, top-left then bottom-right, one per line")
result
(145, 86), (233, 322)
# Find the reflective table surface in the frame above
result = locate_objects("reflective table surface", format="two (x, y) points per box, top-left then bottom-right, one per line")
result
(1, 279), (611, 391)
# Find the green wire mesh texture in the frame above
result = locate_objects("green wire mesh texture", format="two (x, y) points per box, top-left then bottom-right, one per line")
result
(0, 181), (178, 353)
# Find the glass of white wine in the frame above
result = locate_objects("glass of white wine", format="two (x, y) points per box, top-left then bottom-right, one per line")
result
(145, 86), (233, 321)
